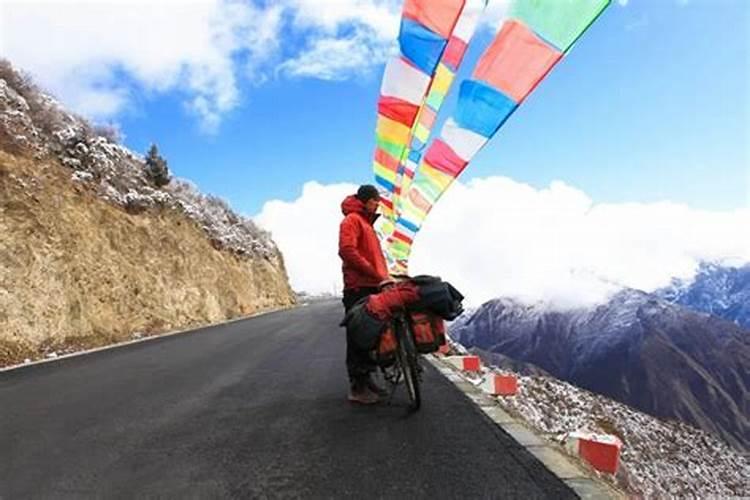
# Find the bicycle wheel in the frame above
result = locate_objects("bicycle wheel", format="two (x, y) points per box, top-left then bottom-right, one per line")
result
(396, 318), (421, 411)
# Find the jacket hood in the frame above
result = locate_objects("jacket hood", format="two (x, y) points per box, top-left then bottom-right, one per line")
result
(341, 195), (365, 216)
(341, 194), (379, 223)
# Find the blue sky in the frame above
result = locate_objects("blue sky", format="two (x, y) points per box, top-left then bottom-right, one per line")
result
(2, 0), (748, 299)
(3, 0), (748, 215)
(118, 0), (748, 215)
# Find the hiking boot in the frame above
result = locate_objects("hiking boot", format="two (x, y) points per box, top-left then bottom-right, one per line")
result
(348, 385), (379, 405)
(365, 376), (388, 397)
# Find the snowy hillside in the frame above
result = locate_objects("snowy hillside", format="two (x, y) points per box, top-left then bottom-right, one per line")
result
(445, 335), (749, 496)
(0, 60), (295, 367)
(0, 60), (275, 258)
(487, 368), (750, 497)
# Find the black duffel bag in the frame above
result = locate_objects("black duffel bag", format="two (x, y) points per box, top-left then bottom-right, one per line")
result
(411, 275), (464, 321)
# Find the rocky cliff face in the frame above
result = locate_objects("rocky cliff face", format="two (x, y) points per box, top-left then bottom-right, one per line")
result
(0, 61), (295, 366)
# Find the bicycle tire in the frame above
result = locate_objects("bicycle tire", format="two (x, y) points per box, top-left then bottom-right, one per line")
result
(396, 318), (421, 411)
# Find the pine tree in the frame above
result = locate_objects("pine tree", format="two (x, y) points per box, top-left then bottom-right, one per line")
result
(144, 143), (170, 188)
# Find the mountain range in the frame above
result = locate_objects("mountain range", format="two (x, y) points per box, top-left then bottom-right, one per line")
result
(450, 267), (750, 451)
(657, 262), (750, 329)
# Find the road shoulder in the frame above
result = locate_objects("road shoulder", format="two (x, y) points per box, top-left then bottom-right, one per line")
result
(428, 355), (626, 500)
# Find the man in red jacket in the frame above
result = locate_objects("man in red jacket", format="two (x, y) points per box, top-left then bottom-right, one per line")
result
(339, 184), (391, 404)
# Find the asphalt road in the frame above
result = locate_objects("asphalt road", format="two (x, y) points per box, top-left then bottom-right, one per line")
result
(0, 301), (576, 499)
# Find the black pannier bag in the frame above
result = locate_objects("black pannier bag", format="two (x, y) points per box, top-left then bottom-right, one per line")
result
(340, 300), (397, 365)
(411, 275), (464, 321)
(340, 298), (387, 352)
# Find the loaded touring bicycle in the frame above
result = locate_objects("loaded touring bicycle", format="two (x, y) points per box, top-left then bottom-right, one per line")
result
(342, 275), (464, 411)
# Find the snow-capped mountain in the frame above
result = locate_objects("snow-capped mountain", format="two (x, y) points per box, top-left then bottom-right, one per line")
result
(656, 262), (750, 329)
(450, 289), (750, 451)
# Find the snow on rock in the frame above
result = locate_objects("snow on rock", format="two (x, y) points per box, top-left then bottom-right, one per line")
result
(71, 170), (93, 183)
(0, 62), (277, 259)
(657, 261), (750, 329)
(0, 79), (44, 156)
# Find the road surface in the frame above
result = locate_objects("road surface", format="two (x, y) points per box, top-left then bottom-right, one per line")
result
(0, 301), (576, 499)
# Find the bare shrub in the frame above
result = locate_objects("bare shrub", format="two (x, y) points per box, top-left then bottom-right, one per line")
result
(0, 59), (65, 138)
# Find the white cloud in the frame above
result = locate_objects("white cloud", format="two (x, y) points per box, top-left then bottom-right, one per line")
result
(277, 0), (515, 79)
(255, 177), (750, 307)
(617, 0), (629, 6)
(278, 28), (394, 80)
(0, 0), (400, 129)
(255, 181), (357, 295)
(0, 0), (282, 131)
(277, 0), (399, 80)
(0, 0), (514, 129)
(284, 0), (400, 38)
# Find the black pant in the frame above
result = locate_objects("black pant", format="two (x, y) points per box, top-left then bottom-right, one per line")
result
(343, 287), (379, 387)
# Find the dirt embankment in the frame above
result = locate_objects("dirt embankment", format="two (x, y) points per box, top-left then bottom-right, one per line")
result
(0, 151), (295, 366)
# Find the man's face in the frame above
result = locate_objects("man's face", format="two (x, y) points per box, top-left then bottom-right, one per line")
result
(364, 197), (380, 214)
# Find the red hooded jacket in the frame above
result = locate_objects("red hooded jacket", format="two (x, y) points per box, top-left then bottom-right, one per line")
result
(339, 195), (389, 290)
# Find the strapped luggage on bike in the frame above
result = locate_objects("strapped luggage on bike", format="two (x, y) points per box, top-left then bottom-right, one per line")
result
(341, 275), (461, 361)
(340, 275), (464, 410)
(373, 309), (445, 363)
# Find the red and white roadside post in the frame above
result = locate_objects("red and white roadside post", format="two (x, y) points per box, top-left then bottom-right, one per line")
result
(480, 372), (518, 396)
(445, 355), (481, 372)
(565, 431), (622, 475)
